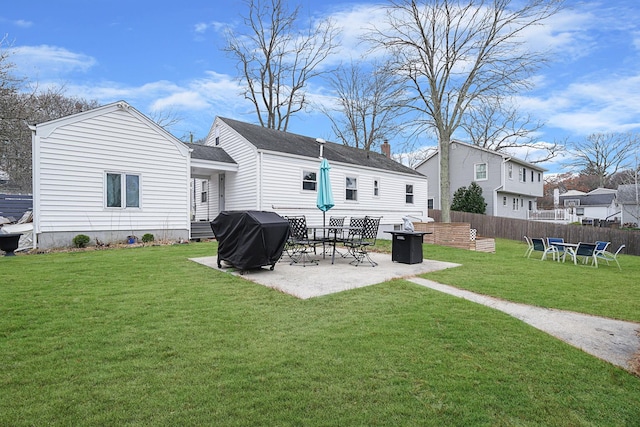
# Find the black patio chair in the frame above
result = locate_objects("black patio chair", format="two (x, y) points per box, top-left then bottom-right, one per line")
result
(343, 216), (381, 267)
(566, 242), (598, 267)
(286, 215), (322, 266)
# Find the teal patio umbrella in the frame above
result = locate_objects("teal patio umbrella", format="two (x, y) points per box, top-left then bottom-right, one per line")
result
(316, 158), (335, 227)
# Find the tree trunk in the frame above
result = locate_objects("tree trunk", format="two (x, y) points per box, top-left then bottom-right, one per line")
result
(440, 136), (451, 223)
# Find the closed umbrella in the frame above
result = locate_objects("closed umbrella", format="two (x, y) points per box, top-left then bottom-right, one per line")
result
(316, 158), (334, 226)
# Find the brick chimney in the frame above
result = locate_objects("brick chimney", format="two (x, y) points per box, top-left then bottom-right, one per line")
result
(381, 140), (391, 158)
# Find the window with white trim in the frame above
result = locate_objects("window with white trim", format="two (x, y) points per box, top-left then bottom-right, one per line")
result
(503, 196), (507, 206)
(201, 180), (208, 203)
(405, 184), (414, 204)
(302, 171), (317, 191)
(512, 197), (519, 211)
(474, 163), (488, 181)
(373, 178), (380, 197)
(346, 176), (358, 201)
(508, 164), (513, 179)
(428, 199), (434, 209)
(106, 172), (140, 208)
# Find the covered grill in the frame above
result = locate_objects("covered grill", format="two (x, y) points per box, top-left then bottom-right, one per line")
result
(210, 210), (290, 272)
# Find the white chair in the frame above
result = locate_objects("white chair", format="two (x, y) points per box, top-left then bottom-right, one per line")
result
(523, 236), (534, 258)
(596, 244), (625, 270)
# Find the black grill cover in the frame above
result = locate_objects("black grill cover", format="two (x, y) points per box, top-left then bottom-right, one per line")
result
(211, 210), (290, 271)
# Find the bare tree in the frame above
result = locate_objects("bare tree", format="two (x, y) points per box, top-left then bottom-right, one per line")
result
(461, 97), (561, 163)
(1, 86), (98, 193)
(225, 0), (340, 131)
(367, 0), (561, 222)
(566, 132), (638, 188)
(321, 60), (406, 151)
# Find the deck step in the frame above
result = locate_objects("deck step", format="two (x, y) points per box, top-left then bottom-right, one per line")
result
(191, 221), (215, 240)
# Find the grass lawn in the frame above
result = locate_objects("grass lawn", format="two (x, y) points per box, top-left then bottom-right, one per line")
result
(1, 240), (639, 426)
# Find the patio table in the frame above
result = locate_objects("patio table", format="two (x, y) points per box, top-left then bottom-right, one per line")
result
(549, 241), (578, 263)
(309, 225), (362, 264)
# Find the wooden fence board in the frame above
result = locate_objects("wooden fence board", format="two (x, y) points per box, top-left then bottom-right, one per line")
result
(430, 210), (640, 256)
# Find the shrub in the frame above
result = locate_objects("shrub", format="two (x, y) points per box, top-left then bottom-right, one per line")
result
(72, 234), (91, 248)
(141, 233), (155, 243)
(451, 182), (487, 214)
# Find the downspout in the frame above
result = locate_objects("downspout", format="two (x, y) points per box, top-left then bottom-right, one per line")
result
(29, 124), (39, 249)
(258, 151), (263, 210)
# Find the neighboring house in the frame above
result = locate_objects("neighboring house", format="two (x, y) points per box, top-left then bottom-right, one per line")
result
(30, 101), (428, 249)
(558, 188), (619, 223)
(415, 141), (544, 219)
(31, 101), (192, 249)
(617, 183), (640, 227)
(193, 117), (429, 234)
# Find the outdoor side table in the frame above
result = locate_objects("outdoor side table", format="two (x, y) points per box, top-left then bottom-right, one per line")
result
(385, 231), (430, 264)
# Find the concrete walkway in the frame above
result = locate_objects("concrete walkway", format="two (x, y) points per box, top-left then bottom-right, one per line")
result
(409, 277), (640, 374)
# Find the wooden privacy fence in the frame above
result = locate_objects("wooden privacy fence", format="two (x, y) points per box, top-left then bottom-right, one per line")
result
(429, 210), (640, 256)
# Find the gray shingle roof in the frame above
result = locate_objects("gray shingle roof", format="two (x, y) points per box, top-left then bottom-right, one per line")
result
(185, 142), (236, 164)
(219, 117), (424, 177)
(559, 192), (616, 206)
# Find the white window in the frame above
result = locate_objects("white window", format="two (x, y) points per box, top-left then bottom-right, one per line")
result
(538, 173), (541, 182)
(346, 176), (358, 201)
(475, 163), (488, 181)
(503, 196), (507, 206)
(406, 184), (414, 204)
(302, 171), (317, 191)
(106, 172), (140, 208)
(428, 199), (434, 209)
(373, 178), (380, 197)
(512, 197), (519, 211)
(201, 180), (208, 203)
(508, 164), (513, 180)
(563, 199), (580, 207)
(519, 168), (524, 182)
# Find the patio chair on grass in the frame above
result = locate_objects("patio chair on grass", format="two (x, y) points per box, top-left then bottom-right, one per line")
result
(566, 242), (598, 267)
(547, 237), (567, 262)
(596, 244), (625, 270)
(594, 241), (610, 257)
(523, 236), (534, 258)
(343, 216), (381, 267)
(286, 216), (322, 266)
(530, 238), (558, 261)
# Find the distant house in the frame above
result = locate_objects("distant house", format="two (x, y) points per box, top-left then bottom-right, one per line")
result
(415, 141), (544, 219)
(30, 102), (428, 249)
(558, 188), (619, 223)
(193, 117), (429, 235)
(617, 184), (640, 227)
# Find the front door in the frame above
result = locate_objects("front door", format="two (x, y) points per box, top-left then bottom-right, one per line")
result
(219, 174), (225, 212)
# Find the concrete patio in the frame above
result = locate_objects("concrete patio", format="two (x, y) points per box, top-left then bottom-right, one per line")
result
(190, 251), (460, 299)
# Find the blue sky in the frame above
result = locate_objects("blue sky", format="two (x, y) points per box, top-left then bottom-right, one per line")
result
(3, 0), (640, 173)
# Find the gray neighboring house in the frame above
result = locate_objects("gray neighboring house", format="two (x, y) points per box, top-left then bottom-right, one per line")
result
(617, 184), (640, 227)
(415, 141), (545, 219)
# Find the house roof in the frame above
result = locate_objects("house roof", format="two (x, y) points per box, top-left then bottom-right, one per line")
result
(559, 192), (616, 206)
(218, 117), (424, 177)
(184, 142), (236, 164)
(415, 140), (546, 171)
(617, 184), (640, 204)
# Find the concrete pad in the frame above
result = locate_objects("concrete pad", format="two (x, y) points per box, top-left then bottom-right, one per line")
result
(190, 252), (460, 299)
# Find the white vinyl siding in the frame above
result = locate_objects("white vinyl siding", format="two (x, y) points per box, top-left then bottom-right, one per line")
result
(35, 108), (189, 234)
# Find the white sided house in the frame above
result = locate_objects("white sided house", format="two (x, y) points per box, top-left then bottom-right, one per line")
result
(31, 102), (427, 249)
(31, 102), (192, 249)
(192, 117), (429, 234)
(415, 141), (545, 219)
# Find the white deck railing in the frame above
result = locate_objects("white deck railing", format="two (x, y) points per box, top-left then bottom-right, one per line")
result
(528, 209), (568, 222)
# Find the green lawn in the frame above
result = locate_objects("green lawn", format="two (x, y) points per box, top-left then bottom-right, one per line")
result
(1, 240), (639, 426)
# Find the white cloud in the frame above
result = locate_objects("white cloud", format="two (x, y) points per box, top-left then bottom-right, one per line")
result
(14, 19), (33, 28)
(12, 45), (96, 76)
